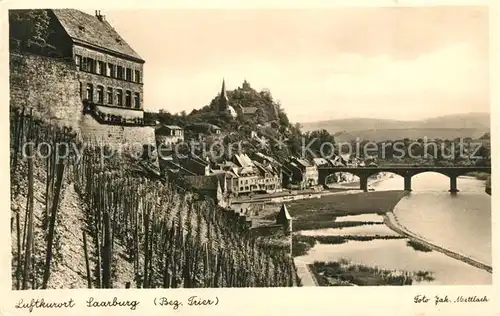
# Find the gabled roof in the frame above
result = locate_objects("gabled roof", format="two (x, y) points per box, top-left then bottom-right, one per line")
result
(51, 9), (143, 62)
(161, 161), (196, 176)
(239, 166), (256, 175)
(340, 154), (351, 162)
(329, 157), (345, 166)
(185, 123), (221, 133)
(253, 152), (278, 165)
(163, 125), (183, 130)
(253, 161), (268, 176)
(155, 124), (182, 130)
(312, 157), (329, 166)
(155, 124), (183, 135)
(234, 153), (254, 168)
(190, 153), (209, 166)
(241, 106), (258, 115)
(212, 169), (237, 179)
(254, 160), (279, 177)
(294, 158), (312, 168)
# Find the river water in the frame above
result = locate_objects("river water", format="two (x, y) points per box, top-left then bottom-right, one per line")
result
(296, 172), (492, 285)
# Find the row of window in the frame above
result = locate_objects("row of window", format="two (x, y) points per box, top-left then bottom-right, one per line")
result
(75, 55), (142, 83)
(81, 83), (140, 109)
(237, 184), (276, 192)
(238, 177), (277, 186)
(163, 130), (184, 137)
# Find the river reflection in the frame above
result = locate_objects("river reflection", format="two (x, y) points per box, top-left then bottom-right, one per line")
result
(296, 172), (492, 285)
(299, 223), (400, 237)
(373, 173), (491, 265)
(297, 239), (491, 285)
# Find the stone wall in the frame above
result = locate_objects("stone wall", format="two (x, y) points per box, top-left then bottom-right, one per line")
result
(79, 114), (156, 147)
(249, 224), (284, 237)
(96, 105), (143, 119)
(10, 52), (157, 167)
(10, 52), (83, 131)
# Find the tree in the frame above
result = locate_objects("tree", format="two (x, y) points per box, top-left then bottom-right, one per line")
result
(303, 129), (336, 159)
(10, 9), (52, 43)
(479, 132), (490, 140)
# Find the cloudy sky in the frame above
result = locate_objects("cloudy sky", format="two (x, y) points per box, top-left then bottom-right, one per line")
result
(93, 6), (489, 123)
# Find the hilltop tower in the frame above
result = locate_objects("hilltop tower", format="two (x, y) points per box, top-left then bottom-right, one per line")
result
(242, 79), (251, 90)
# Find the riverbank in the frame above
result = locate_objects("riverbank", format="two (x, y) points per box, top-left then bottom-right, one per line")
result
(309, 259), (434, 286)
(289, 179), (491, 285)
(327, 172), (393, 190)
(383, 211), (492, 273)
(282, 190), (409, 285)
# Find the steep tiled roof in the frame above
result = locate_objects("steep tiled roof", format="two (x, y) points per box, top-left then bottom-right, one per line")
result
(313, 157), (330, 167)
(234, 153), (254, 168)
(190, 153), (209, 166)
(163, 125), (183, 130)
(51, 9), (143, 61)
(155, 124), (183, 135)
(186, 123), (221, 133)
(277, 204), (292, 221)
(340, 154), (351, 162)
(294, 158), (312, 168)
(241, 107), (258, 115)
(254, 160), (278, 177)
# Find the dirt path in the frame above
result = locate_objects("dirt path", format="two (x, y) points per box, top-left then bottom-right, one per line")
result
(46, 182), (90, 289)
(46, 182), (136, 288)
(293, 258), (318, 286)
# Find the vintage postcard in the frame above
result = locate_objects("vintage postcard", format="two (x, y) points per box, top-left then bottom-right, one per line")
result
(1, 0), (498, 315)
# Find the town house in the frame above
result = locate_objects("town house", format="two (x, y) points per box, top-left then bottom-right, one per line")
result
(231, 154), (260, 195)
(176, 152), (210, 176)
(287, 157), (319, 189)
(253, 161), (282, 193)
(47, 10), (146, 124)
(155, 124), (185, 146)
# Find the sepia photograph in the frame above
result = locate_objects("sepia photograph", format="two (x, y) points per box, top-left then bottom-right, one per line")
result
(8, 5), (492, 293)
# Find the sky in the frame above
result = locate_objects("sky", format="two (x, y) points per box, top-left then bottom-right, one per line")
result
(88, 6), (489, 123)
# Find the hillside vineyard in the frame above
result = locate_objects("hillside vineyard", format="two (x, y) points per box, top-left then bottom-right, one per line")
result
(10, 109), (299, 289)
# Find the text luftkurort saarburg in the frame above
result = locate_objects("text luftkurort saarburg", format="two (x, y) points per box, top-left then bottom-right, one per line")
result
(15, 295), (218, 312)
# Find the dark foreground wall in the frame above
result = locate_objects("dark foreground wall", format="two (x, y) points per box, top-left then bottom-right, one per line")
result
(10, 52), (157, 165)
(10, 52), (82, 131)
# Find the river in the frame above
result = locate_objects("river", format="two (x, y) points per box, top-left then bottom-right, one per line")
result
(295, 172), (492, 285)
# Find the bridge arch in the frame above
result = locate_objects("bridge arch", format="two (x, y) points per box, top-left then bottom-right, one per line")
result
(407, 169), (453, 179)
(363, 171), (405, 191)
(318, 166), (490, 193)
(324, 171), (360, 188)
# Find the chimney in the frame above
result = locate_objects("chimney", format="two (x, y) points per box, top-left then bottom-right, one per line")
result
(96, 10), (106, 22)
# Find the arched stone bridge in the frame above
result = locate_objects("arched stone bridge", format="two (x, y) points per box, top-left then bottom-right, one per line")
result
(318, 166), (491, 193)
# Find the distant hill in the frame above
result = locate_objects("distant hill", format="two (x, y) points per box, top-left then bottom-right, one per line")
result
(300, 113), (490, 142)
(333, 128), (488, 143)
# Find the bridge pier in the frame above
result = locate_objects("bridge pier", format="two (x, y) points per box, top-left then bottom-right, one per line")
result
(404, 176), (412, 191)
(449, 175), (459, 193)
(317, 166), (490, 194)
(360, 176), (368, 192)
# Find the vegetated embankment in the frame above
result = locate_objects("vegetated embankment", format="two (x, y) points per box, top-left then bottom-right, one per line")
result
(383, 212), (492, 274)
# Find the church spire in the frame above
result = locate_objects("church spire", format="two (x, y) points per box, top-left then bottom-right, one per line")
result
(221, 78), (228, 99)
(218, 78), (229, 111)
